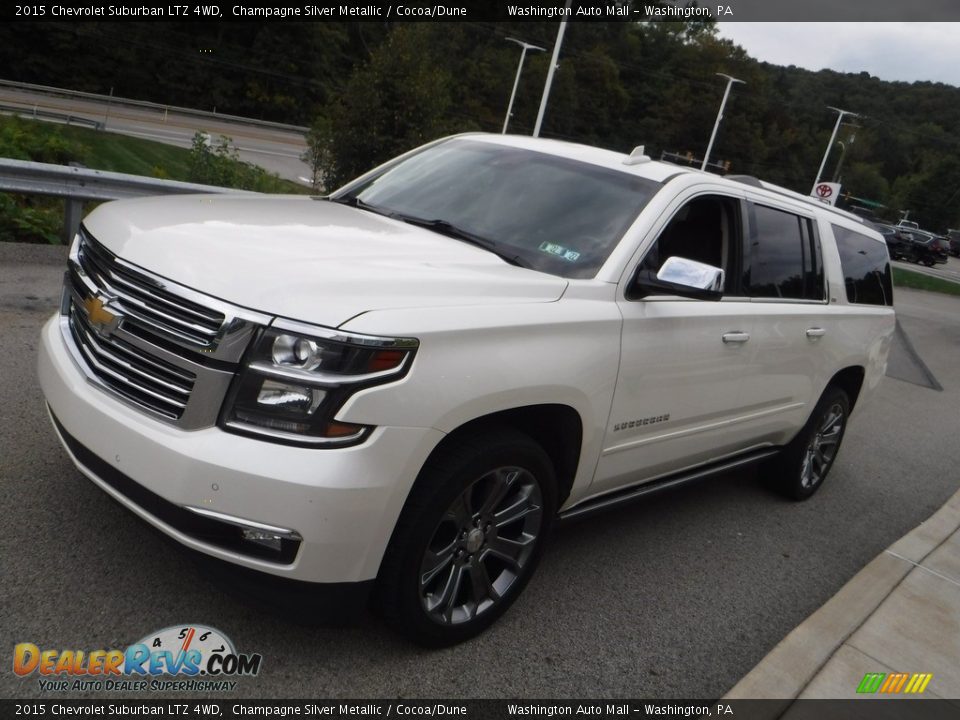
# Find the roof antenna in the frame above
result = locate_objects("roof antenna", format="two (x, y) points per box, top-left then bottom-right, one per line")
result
(623, 145), (651, 165)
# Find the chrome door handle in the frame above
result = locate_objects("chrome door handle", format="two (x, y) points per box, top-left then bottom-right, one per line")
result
(722, 332), (750, 344)
(806, 327), (827, 338)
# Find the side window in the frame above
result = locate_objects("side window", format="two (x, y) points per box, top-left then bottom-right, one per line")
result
(832, 224), (894, 306)
(638, 194), (740, 291)
(745, 204), (824, 301)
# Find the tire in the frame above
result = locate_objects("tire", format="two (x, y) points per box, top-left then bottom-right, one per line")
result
(376, 429), (557, 646)
(764, 386), (850, 501)
(923, 258), (936, 267)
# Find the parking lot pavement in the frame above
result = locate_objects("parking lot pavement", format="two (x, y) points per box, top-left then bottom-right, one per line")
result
(1, 245), (959, 699)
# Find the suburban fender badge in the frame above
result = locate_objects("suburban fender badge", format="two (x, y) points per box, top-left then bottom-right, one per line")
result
(82, 294), (122, 338)
(613, 414), (670, 432)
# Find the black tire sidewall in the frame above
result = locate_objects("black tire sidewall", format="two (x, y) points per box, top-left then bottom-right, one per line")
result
(378, 430), (557, 646)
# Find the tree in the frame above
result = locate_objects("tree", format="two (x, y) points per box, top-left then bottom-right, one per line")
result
(302, 117), (335, 191)
(322, 25), (457, 186)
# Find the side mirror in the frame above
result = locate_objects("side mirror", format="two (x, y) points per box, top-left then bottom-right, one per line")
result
(631, 256), (724, 301)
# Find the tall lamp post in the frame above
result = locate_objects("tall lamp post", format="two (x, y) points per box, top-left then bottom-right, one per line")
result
(831, 124), (859, 183)
(502, 38), (546, 134)
(533, 0), (572, 138)
(813, 107), (859, 193)
(702, 73), (744, 171)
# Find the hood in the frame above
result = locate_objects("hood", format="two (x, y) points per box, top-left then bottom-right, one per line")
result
(82, 194), (567, 327)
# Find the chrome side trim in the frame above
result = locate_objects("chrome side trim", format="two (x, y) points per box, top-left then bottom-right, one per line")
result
(560, 447), (780, 522)
(602, 402), (805, 456)
(184, 506), (303, 540)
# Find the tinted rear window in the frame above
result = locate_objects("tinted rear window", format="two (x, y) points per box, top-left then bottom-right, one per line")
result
(832, 225), (893, 306)
(746, 204), (824, 301)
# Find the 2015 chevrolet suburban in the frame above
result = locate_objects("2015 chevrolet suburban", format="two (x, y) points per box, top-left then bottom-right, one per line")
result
(38, 134), (895, 645)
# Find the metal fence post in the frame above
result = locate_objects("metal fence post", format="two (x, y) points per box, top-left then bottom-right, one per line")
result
(62, 198), (84, 244)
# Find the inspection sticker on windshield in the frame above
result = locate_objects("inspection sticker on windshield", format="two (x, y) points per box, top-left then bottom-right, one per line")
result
(539, 242), (580, 262)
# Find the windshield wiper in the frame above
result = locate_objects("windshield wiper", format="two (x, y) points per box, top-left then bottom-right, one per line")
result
(328, 199), (529, 268)
(392, 214), (530, 268)
(327, 195), (399, 220)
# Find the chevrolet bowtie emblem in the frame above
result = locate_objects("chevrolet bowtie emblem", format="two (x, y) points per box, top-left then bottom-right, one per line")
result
(82, 294), (121, 337)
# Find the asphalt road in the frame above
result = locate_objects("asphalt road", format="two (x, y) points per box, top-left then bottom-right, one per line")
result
(0, 86), (312, 184)
(2, 244), (959, 700)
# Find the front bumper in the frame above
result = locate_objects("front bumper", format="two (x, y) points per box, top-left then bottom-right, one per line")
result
(38, 314), (443, 584)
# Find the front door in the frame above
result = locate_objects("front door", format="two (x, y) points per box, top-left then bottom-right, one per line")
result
(591, 192), (757, 496)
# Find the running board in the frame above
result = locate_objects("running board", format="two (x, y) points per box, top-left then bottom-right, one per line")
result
(559, 448), (780, 522)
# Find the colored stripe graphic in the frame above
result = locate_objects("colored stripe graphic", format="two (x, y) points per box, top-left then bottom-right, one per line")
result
(905, 673), (933, 694)
(858, 672), (933, 694)
(857, 673), (885, 693)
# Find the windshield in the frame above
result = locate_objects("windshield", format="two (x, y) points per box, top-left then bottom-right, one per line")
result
(331, 139), (661, 279)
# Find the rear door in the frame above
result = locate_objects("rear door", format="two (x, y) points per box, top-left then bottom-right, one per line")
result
(727, 201), (835, 451)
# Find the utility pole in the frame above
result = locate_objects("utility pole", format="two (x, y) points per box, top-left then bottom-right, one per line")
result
(702, 73), (744, 172)
(813, 107), (858, 193)
(533, 0), (571, 138)
(502, 38), (545, 134)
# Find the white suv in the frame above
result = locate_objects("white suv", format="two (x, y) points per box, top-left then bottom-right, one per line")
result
(38, 134), (895, 645)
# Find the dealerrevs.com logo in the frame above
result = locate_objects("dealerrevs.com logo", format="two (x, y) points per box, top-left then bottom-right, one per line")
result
(13, 625), (262, 692)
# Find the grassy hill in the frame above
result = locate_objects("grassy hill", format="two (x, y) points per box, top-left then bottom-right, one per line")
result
(0, 114), (307, 243)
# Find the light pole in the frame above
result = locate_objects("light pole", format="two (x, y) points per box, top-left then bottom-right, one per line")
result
(701, 73), (744, 171)
(533, 0), (572, 138)
(831, 124), (859, 183)
(813, 107), (859, 193)
(832, 141), (846, 183)
(502, 38), (545, 134)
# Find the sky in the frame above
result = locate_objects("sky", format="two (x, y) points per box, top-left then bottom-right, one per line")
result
(715, 23), (960, 88)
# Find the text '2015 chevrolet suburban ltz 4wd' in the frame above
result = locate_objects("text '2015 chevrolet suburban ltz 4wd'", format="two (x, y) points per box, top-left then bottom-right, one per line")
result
(39, 134), (895, 645)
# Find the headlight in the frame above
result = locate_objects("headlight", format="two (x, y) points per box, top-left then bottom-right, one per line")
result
(220, 321), (418, 447)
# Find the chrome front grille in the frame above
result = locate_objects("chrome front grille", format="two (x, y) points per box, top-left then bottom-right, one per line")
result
(61, 227), (270, 428)
(68, 298), (196, 419)
(73, 227), (225, 349)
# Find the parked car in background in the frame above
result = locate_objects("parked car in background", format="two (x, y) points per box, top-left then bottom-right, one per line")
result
(871, 222), (910, 260)
(932, 235), (952, 262)
(899, 229), (948, 266)
(947, 229), (960, 257)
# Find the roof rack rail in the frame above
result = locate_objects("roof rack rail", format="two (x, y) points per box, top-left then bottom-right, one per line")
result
(726, 174), (763, 188)
(724, 175), (865, 223)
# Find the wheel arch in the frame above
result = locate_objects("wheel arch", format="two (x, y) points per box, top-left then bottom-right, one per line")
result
(828, 365), (866, 411)
(425, 404), (584, 507)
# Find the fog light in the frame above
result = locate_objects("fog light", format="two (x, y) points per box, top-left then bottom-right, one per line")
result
(241, 528), (285, 552)
(256, 379), (325, 414)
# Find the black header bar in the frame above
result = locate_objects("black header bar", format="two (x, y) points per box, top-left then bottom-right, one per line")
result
(6, 1), (960, 23)
(3, 700), (960, 720)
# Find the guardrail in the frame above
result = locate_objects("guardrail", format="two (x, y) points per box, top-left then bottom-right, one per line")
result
(0, 158), (255, 243)
(0, 102), (103, 130)
(0, 78), (309, 134)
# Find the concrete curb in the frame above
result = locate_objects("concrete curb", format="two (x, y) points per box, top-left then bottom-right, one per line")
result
(724, 486), (960, 709)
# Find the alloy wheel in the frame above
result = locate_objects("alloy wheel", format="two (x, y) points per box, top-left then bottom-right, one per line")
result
(419, 466), (543, 625)
(800, 402), (845, 489)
